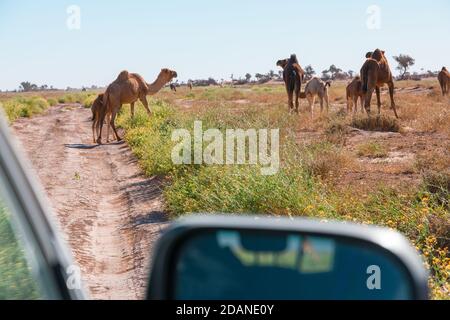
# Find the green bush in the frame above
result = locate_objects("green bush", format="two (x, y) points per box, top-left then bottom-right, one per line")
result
(1, 97), (50, 122)
(0, 205), (40, 299)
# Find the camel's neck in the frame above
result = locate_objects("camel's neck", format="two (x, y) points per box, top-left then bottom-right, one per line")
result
(146, 75), (169, 95)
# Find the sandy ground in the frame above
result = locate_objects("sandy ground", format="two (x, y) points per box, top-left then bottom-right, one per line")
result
(11, 104), (169, 300)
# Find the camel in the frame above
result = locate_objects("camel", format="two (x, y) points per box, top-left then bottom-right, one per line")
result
(188, 82), (193, 90)
(304, 77), (331, 118)
(438, 67), (449, 96)
(170, 83), (177, 92)
(346, 76), (365, 113)
(91, 93), (112, 143)
(278, 54), (303, 113)
(276, 58), (305, 82)
(97, 68), (177, 144)
(360, 49), (398, 118)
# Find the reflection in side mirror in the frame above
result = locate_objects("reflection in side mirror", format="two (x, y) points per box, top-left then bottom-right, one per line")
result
(147, 216), (428, 300)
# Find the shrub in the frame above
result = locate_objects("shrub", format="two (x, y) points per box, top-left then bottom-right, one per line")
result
(1, 97), (49, 122)
(82, 94), (98, 108)
(351, 115), (400, 132)
(357, 142), (388, 158)
(47, 98), (58, 106)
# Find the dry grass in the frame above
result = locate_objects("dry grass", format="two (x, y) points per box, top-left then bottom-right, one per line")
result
(357, 142), (388, 158)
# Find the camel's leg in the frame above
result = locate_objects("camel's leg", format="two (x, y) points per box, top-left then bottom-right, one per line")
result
(352, 96), (358, 114)
(307, 95), (315, 118)
(96, 119), (101, 142)
(140, 96), (152, 116)
(364, 86), (374, 116)
(109, 111), (122, 142)
(130, 102), (135, 119)
(375, 87), (382, 116)
(319, 95), (324, 113)
(96, 112), (106, 144)
(92, 115), (97, 143)
(387, 81), (398, 118)
(347, 96), (351, 113)
(360, 95), (365, 113)
(324, 92), (330, 113)
(287, 90), (294, 113)
(105, 113), (112, 143)
(294, 91), (300, 114)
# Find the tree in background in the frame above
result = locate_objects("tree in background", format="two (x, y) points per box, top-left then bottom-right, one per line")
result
(278, 70), (283, 79)
(255, 73), (264, 81)
(326, 65), (343, 80)
(321, 70), (331, 81)
(393, 54), (415, 80)
(19, 82), (38, 92)
(245, 73), (252, 82)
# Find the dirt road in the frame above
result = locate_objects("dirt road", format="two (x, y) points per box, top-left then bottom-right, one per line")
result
(11, 104), (169, 299)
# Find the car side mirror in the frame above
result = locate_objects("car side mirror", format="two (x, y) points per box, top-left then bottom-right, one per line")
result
(146, 215), (428, 300)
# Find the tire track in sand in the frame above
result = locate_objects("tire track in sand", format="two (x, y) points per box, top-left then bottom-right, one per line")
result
(11, 104), (169, 299)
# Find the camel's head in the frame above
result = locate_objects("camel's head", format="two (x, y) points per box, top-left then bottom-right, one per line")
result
(160, 68), (178, 82)
(365, 52), (373, 59)
(289, 54), (298, 64)
(442, 67), (447, 72)
(276, 59), (288, 69)
(371, 49), (385, 61)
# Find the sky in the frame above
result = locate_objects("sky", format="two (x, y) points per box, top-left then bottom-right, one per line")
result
(0, 0), (449, 90)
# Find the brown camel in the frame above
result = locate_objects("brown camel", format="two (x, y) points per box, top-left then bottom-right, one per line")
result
(276, 58), (305, 82)
(91, 93), (109, 143)
(438, 67), (449, 96)
(188, 82), (193, 90)
(97, 68), (177, 144)
(277, 54), (303, 113)
(360, 49), (398, 118)
(346, 76), (365, 114)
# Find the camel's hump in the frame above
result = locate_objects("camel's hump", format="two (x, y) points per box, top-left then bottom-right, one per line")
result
(117, 70), (130, 82)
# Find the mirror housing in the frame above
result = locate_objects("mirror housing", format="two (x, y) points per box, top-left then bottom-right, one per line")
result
(147, 215), (428, 300)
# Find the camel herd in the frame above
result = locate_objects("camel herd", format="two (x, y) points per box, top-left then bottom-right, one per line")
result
(89, 50), (448, 144)
(277, 49), (449, 119)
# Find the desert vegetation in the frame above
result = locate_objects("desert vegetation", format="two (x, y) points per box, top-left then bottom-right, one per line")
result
(0, 91), (97, 122)
(1, 76), (448, 299)
(113, 78), (449, 299)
